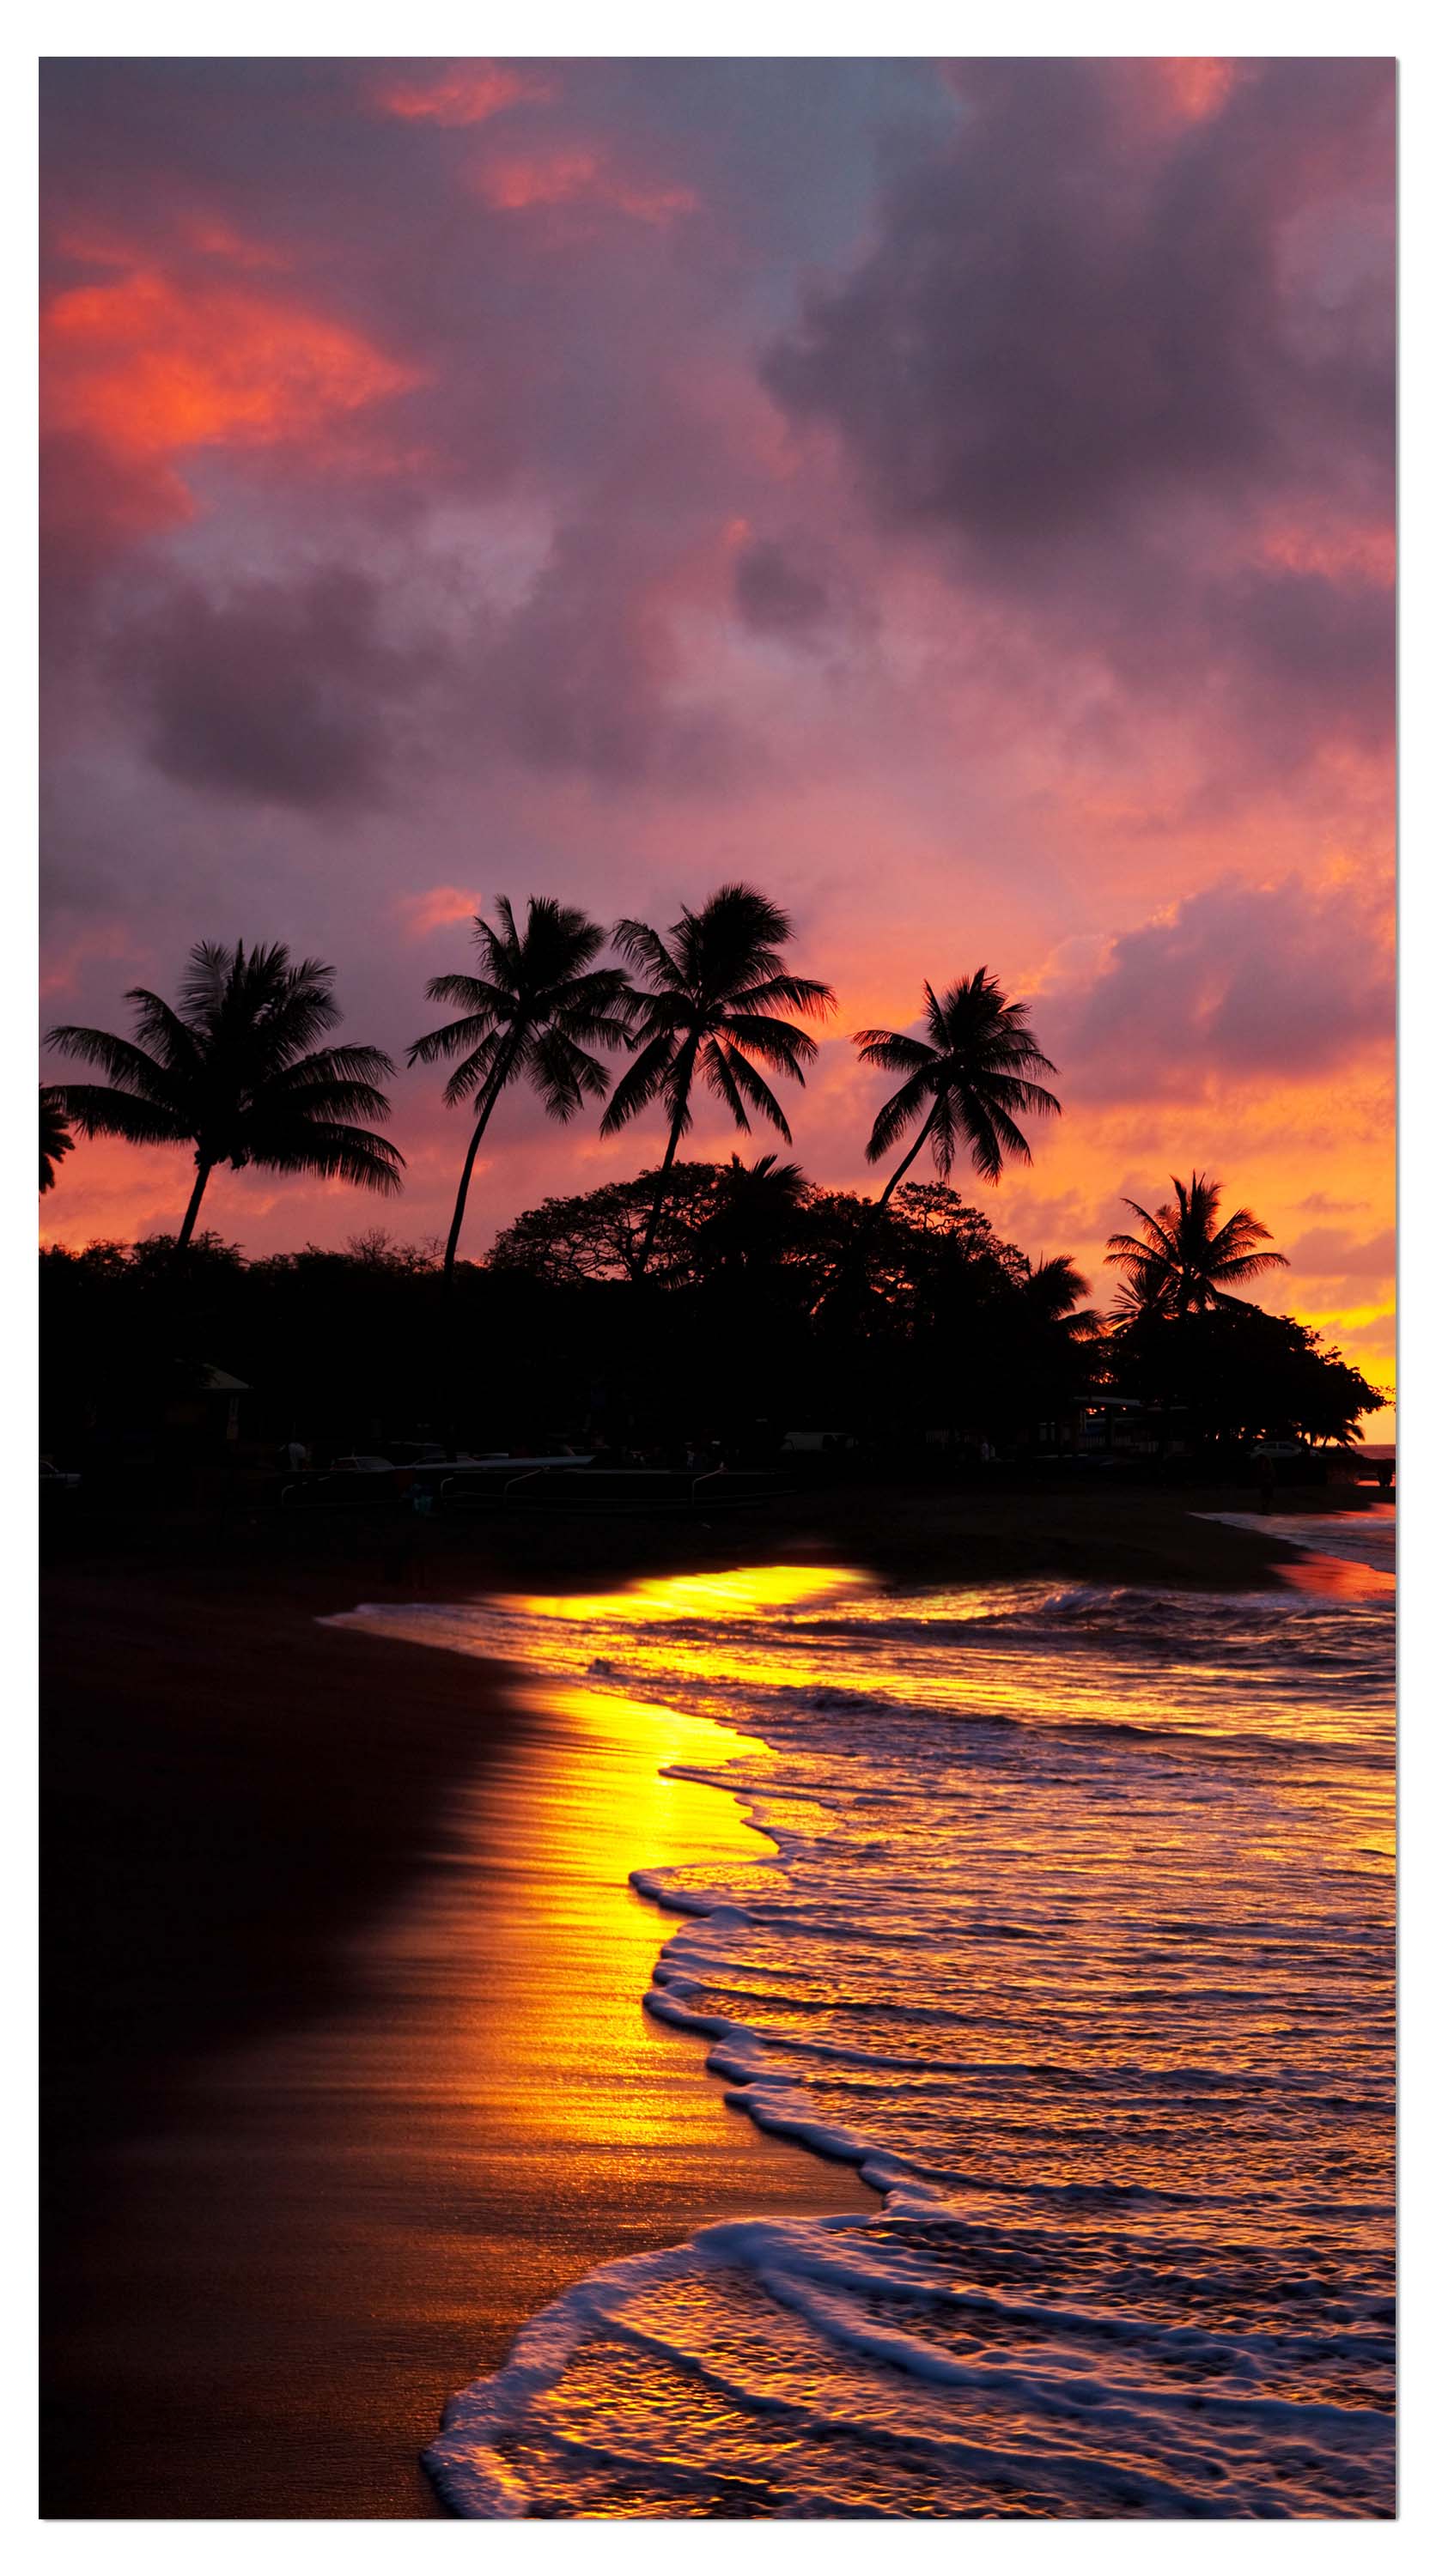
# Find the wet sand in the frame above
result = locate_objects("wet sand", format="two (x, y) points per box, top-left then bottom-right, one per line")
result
(41, 1568), (866, 2518)
(41, 1486), (1336, 2518)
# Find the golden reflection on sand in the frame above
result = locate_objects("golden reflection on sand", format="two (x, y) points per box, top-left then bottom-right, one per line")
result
(510, 1564), (871, 1626)
(473, 1676), (779, 2152)
(1276, 1551), (1395, 1600)
(91, 1625), (867, 2515)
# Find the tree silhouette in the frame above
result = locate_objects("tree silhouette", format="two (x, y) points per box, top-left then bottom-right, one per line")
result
(699, 1152), (808, 1275)
(601, 883), (834, 1275)
(47, 941), (401, 1253)
(1019, 1252), (1104, 1341)
(40, 1087), (73, 1194)
(407, 896), (633, 1288)
(1104, 1173), (1288, 1319)
(856, 968), (1061, 1200)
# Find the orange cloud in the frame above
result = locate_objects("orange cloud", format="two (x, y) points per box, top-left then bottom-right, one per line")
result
(376, 63), (553, 125)
(42, 269), (419, 467)
(395, 886), (483, 939)
(474, 149), (697, 227)
(1152, 59), (1238, 123)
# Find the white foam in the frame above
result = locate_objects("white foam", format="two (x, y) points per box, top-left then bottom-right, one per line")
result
(344, 1564), (1393, 2518)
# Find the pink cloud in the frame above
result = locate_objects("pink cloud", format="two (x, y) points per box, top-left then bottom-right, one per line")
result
(395, 886), (484, 939)
(472, 148), (698, 228)
(374, 63), (554, 127)
(40, 923), (145, 999)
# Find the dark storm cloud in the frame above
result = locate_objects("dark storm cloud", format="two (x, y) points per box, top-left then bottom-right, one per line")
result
(764, 58), (1394, 550)
(40, 52), (845, 794)
(761, 59), (1395, 765)
(1203, 564), (1396, 749)
(115, 568), (430, 809)
(471, 522), (736, 785)
(733, 537), (834, 642)
(1045, 873), (1392, 1102)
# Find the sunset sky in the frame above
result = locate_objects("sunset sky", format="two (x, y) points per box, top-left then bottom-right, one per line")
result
(39, 56), (1396, 1414)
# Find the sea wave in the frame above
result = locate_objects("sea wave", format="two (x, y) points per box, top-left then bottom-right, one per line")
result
(345, 1517), (1395, 2517)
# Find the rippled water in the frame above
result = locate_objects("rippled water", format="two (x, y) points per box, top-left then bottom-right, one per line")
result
(351, 1510), (1395, 2518)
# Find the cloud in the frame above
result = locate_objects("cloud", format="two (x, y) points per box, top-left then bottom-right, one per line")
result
(42, 266), (419, 465)
(1295, 1189), (1364, 1216)
(395, 886), (483, 939)
(469, 521), (734, 784)
(115, 566), (433, 808)
(373, 63), (554, 126)
(471, 147), (698, 228)
(40, 922), (145, 999)
(40, 256), (424, 624)
(733, 536), (834, 643)
(1286, 1224), (1395, 1279)
(766, 59), (1392, 550)
(35, 52), (1393, 1382)
(762, 60), (1394, 775)
(1042, 872), (1392, 1102)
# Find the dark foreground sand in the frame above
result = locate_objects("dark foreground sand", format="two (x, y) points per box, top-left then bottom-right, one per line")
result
(41, 1484), (1329, 2518)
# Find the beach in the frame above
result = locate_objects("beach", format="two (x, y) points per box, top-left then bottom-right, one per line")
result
(41, 1483), (1376, 2518)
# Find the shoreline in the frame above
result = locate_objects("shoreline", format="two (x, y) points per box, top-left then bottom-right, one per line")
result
(43, 1554), (870, 2518)
(41, 1483), (1356, 2518)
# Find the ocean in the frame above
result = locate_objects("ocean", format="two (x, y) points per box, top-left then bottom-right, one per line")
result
(349, 1507), (1395, 2518)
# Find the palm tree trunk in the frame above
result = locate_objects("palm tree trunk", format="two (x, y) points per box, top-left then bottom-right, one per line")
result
(805, 1098), (941, 1325)
(876, 1101), (942, 1206)
(442, 1083), (502, 1290)
(633, 1103), (687, 1279)
(173, 1159), (213, 1258)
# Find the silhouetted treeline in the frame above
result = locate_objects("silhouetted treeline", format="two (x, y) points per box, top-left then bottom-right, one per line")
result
(40, 1164), (1379, 1472)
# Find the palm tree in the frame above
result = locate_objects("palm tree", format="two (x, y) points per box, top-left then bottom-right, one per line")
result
(1104, 1173), (1288, 1318)
(601, 884), (834, 1276)
(699, 1151), (808, 1275)
(47, 941), (401, 1252)
(40, 1086), (73, 1194)
(1020, 1253), (1104, 1341)
(855, 967), (1061, 1200)
(408, 896), (634, 1287)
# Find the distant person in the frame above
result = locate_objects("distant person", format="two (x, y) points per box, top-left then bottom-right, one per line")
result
(1377, 1458), (1394, 1495)
(280, 1436), (309, 1473)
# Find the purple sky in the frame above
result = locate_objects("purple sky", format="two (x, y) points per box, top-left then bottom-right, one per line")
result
(39, 56), (1396, 1404)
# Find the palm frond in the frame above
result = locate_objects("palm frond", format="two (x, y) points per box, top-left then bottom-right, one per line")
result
(48, 1083), (186, 1146)
(728, 972), (837, 1020)
(865, 1066), (936, 1163)
(422, 973), (508, 1012)
(407, 1015), (494, 1068)
(531, 1028), (612, 1121)
(257, 1123), (405, 1193)
(707, 1041), (793, 1140)
(599, 1033), (679, 1134)
(45, 1024), (180, 1104)
(854, 1029), (935, 1074)
(718, 1014), (818, 1073)
(612, 919), (683, 986)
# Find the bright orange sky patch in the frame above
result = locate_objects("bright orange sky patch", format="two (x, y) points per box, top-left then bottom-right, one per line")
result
(42, 269), (419, 463)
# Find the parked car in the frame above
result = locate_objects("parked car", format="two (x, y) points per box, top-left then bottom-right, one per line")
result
(40, 1455), (81, 1488)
